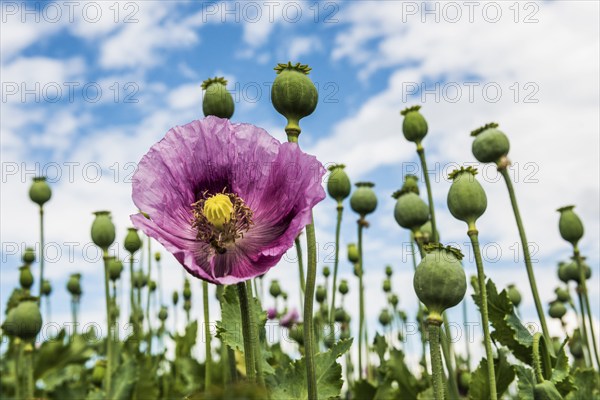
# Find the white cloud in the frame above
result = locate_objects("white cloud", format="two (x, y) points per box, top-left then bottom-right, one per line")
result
(288, 35), (323, 60)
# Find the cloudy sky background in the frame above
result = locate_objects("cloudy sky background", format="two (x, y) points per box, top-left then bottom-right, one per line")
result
(1, 1), (598, 368)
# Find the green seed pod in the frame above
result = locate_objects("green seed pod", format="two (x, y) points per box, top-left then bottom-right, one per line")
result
(158, 306), (168, 322)
(107, 258), (124, 281)
(413, 244), (466, 321)
(3, 298), (42, 340)
(533, 381), (563, 400)
(124, 227), (142, 254)
(388, 294), (399, 308)
(340, 328), (350, 341)
(398, 310), (408, 323)
(202, 77), (234, 119)
(327, 164), (351, 203)
(172, 291), (179, 306)
(91, 360), (106, 387)
(338, 279), (349, 295)
(378, 309), (392, 326)
(561, 261), (591, 284)
(393, 190), (430, 231)
(289, 323), (304, 346)
(149, 280), (157, 292)
(470, 123), (510, 164)
(22, 247), (35, 265)
(183, 299), (191, 312)
(41, 279), (52, 296)
(133, 270), (147, 289)
(282, 292), (288, 301)
(315, 285), (326, 303)
(507, 284), (521, 307)
(569, 329), (583, 359)
(271, 62), (318, 135)
(322, 266), (331, 278)
(457, 370), (471, 394)
(551, 337), (562, 355)
(91, 211), (115, 251)
(400, 105), (428, 144)
(67, 273), (82, 297)
(554, 287), (570, 303)
(418, 221), (439, 245)
(347, 243), (359, 264)
(350, 182), (377, 217)
(269, 280), (281, 298)
(401, 174), (420, 195)
(382, 279), (392, 293)
(447, 167), (487, 228)
(154, 252), (161, 262)
(385, 265), (393, 277)
(334, 308), (346, 323)
(182, 279), (191, 300)
(29, 176), (52, 207)
(19, 265), (34, 290)
(557, 205), (584, 247)
(557, 262), (570, 284)
(548, 301), (566, 319)
(353, 264), (361, 277)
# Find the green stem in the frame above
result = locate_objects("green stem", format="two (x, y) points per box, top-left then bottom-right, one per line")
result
(576, 284), (592, 367)
(441, 317), (460, 400)
(71, 298), (78, 335)
(462, 299), (471, 369)
(15, 340), (22, 400)
(499, 168), (551, 347)
(468, 230), (497, 400)
(329, 205), (343, 327)
(38, 207), (45, 300)
(295, 236), (305, 309)
(416, 145), (438, 243)
(157, 260), (163, 306)
(26, 345), (34, 399)
(429, 322), (445, 400)
(203, 281), (212, 388)
(304, 220), (318, 399)
(246, 280), (265, 387)
(236, 282), (256, 382)
(102, 251), (113, 396)
(128, 257), (137, 336)
(146, 237), (152, 352)
(358, 221), (366, 380)
(574, 248), (600, 370)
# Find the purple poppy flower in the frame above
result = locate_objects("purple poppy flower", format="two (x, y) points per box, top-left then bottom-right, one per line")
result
(280, 308), (299, 328)
(267, 307), (277, 320)
(131, 117), (325, 285)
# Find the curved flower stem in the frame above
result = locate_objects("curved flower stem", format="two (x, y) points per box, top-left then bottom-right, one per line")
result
(428, 321), (445, 400)
(416, 145), (438, 243)
(203, 281), (212, 389)
(574, 247), (600, 370)
(102, 251), (113, 396)
(295, 236), (305, 309)
(532, 333), (545, 383)
(246, 280), (265, 387)
(358, 221), (366, 380)
(468, 229), (497, 400)
(329, 205), (343, 328)
(499, 168), (551, 347)
(304, 220), (318, 399)
(236, 282), (256, 382)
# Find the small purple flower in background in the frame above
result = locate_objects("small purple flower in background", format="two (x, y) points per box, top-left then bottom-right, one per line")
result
(131, 117), (325, 285)
(280, 308), (299, 328)
(267, 307), (277, 320)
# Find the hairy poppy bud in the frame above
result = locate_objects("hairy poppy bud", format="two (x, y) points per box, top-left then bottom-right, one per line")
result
(172, 291), (179, 306)
(315, 285), (326, 303)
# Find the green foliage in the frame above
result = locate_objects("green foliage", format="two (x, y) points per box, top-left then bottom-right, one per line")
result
(565, 369), (600, 400)
(468, 349), (515, 400)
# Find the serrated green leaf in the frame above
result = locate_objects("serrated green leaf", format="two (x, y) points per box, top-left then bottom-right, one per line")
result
(565, 368), (600, 400)
(551, 340), (573, 395)
(110, 360), (137, 400)
(471, 279), (533, 364)
(373, 333), (387, 363)
(468, 349), (515, 400)
(515, 365), (536, 400)
(387, 349), (421, 399)
(35, 330), (94, 385)
(352, 379), (377, 400)
(175, 321), (198, 358)
(270, 338), (352, 400)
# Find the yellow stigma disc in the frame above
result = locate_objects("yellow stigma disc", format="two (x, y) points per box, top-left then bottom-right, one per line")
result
(203, 194), (233, 229)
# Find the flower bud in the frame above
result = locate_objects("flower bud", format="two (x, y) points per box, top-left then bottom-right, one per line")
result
(388, 294), (399, 308)
(315, 285), (326, 303)
(19, 265), (34, 290)
(22, 247), (35, 265)
(269, 280), (282, 298)
(154, 252), (161, 262)
(338, 279), (349, 295)
(2, 297), (42, 340)
(393, 190), (429, 232)
(548, 301), (567, 319)
(334, 308), (349, 323)
(181, 279), (191, 300)
(413, 244), (466, 321)
(67, 273), (82, 297)
(124, 227), (142, 254)
(149, 280), (157, 292)
(385, 265), (393, 277)
(506, 284), (521, 307)
(267, 308), (277, 320)
(108, 258), (124, 281)
(202, 77), (234, 119)
(347, 243), (359, 264)
(271, 62), (318, 135)
(322, 266), (330, 278)
(340, 328), (350, 341)
(91, 360), (106, 387)
(172, 291), (179, 306)
(282, 292), (288, 301)
(470, 123), (510, 165)
(91, 211), (115, 251)
(554, 287), (570, 303)
(447, 167), (487, 228)
(41, 279), (52, 296)
(289, 323), (304, 345)
(378, 309), (392, 326)
(557, 205), (584, 247)
(183, 299), (191, 312)
(400, 105), (428, 144)
(560, 260), (590, 284)
(382, 279), (391, 293)
(29, 176), (52, 207)
(327, 164), (351, 203)
(158, 306), (168, 322)
(350, 182), (377, 217)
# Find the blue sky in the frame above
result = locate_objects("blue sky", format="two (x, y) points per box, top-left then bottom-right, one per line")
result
(1, 1), (599, 364)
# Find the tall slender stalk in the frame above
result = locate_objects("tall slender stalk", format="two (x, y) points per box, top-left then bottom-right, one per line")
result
(357, 221), (366, 380)
(468, 230), (497, 400)
(128, 257), (136, 335)
(441, 319), (460, 399)
(203, 281), (212, 388)
(146, 237), (152, 353)
(246, 280), (265, 386)
(574, 248), (600, 370)
(295, 236), (305, 309)
(14, 340), (22, 400)
(416, 146), (438, 243)
(499, 168), (551, 347)
(71, 298), (78, 336)
(329, 205), (343, 327)
(576, 281), (592, 367)
(304, 221), (318, 399)
(463, 300), (471, 369)
(237, 282), (256, 382)
(429, 322), (445, 400)
(102, 251), (113, 396)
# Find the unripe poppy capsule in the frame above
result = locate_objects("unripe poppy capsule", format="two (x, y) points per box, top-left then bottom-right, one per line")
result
(400, 105), (428, 144)
(322, 266), (330, 278)
(557, 205), (584, 247)
(19, 265), (34, 290)
(447, 167), (487, 229)
(315, 285), (326, 303)
(22, 247), (35, 265)
(548, 301), (566, 319)
(29, 176), (52, 206)
(350, 182), (377, 217)
(338, 279), (349, 295)
(202, 77), (234, 119)
(269, 280), (282, 298)
(67, 273), (82, 296)
(41, 279), (52, 296)
(91, 211), (115, 251)
(378, 309), (392, 326)
(124, 227), (142, 254)
(393, 190), (430, 232)
(327, 164), (351, 203)
(470, 123), (510, 165)
(347, 243), (359, 264)
(506, 284), (521, 307)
